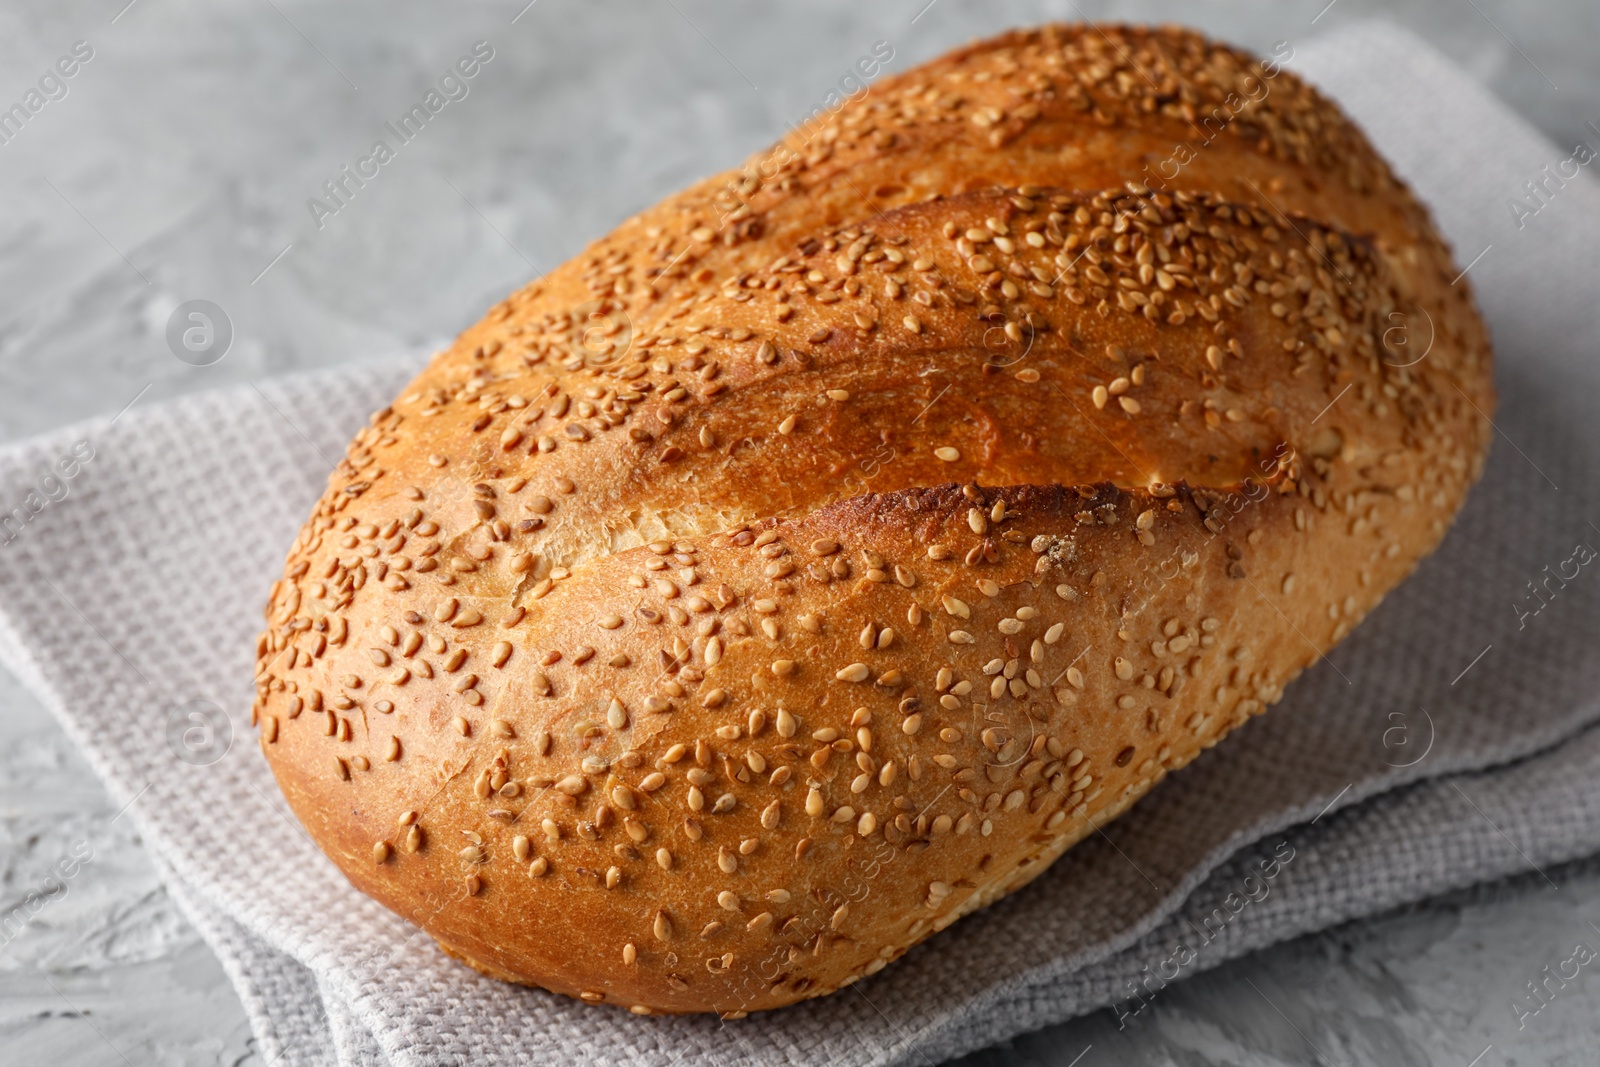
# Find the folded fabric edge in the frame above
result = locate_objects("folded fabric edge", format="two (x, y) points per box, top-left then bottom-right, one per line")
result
(153, 851), (345, 1067)
(889, 716), (1600, 1067)
(322, 973), (394, 1067)
(0, 358), (423, 1067)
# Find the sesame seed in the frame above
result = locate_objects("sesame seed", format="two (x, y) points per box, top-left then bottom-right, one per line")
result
(836, 663), (870, 683)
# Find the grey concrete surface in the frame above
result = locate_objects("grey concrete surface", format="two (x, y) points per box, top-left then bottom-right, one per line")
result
(0, 1), (1596, 1064)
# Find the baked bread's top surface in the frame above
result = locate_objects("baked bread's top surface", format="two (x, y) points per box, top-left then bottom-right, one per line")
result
(251, 23), (1493, 1016)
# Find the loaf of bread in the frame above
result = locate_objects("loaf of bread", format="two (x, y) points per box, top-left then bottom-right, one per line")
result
(252, 24), (1493, 1016)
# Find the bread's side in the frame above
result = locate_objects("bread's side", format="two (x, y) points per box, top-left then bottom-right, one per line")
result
(271, 467), (1430, 1015)
(250, 24), (1494, 1017)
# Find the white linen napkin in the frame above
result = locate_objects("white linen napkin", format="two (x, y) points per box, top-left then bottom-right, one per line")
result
(2, 21), (1599, 1066)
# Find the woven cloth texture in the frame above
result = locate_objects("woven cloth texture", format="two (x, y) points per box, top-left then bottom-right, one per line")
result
(0, 23), (1597, 1067)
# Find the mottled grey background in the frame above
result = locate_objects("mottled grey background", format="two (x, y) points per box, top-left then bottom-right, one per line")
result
(1, 1), (1597, 1064)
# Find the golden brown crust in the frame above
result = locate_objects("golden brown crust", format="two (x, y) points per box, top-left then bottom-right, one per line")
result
(251, 24), (1493, 1015)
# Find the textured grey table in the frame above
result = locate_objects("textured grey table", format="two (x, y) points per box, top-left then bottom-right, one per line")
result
(1, 2), (1596, 1064)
